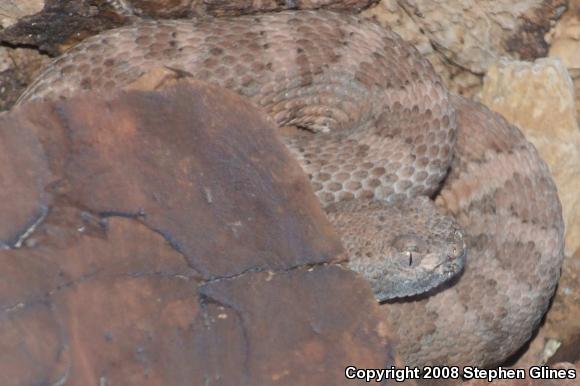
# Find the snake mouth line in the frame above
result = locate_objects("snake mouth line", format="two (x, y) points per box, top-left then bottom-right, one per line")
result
(383, 267), (466, 304)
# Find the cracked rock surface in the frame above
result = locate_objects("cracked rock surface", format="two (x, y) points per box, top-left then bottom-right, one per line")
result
(0, 79), (396, 385)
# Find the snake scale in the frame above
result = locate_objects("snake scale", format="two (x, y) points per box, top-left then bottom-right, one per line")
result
(16, 9), (564, 367)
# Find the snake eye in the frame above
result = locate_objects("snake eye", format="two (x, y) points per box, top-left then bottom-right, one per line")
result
(406, 251), (413, 266)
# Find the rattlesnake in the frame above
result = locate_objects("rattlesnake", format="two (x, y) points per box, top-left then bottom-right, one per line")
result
(16, 10), (564, 367)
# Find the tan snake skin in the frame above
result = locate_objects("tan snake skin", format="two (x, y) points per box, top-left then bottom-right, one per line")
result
(16, 11), (564, 367)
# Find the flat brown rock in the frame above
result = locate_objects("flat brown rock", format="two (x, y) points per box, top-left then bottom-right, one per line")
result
(0, 106), (52, 247)
(0, 80), (394, 385)
(4, 79), (345, 278)
(0, 209), (200, 386)
(198, 266), (394, 385)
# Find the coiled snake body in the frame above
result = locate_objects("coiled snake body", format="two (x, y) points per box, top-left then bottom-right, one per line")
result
(17, 10), (564, 367)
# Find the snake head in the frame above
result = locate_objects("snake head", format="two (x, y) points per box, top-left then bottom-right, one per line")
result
(373, 228), (467, 301)
(327, 196), (467, 303)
